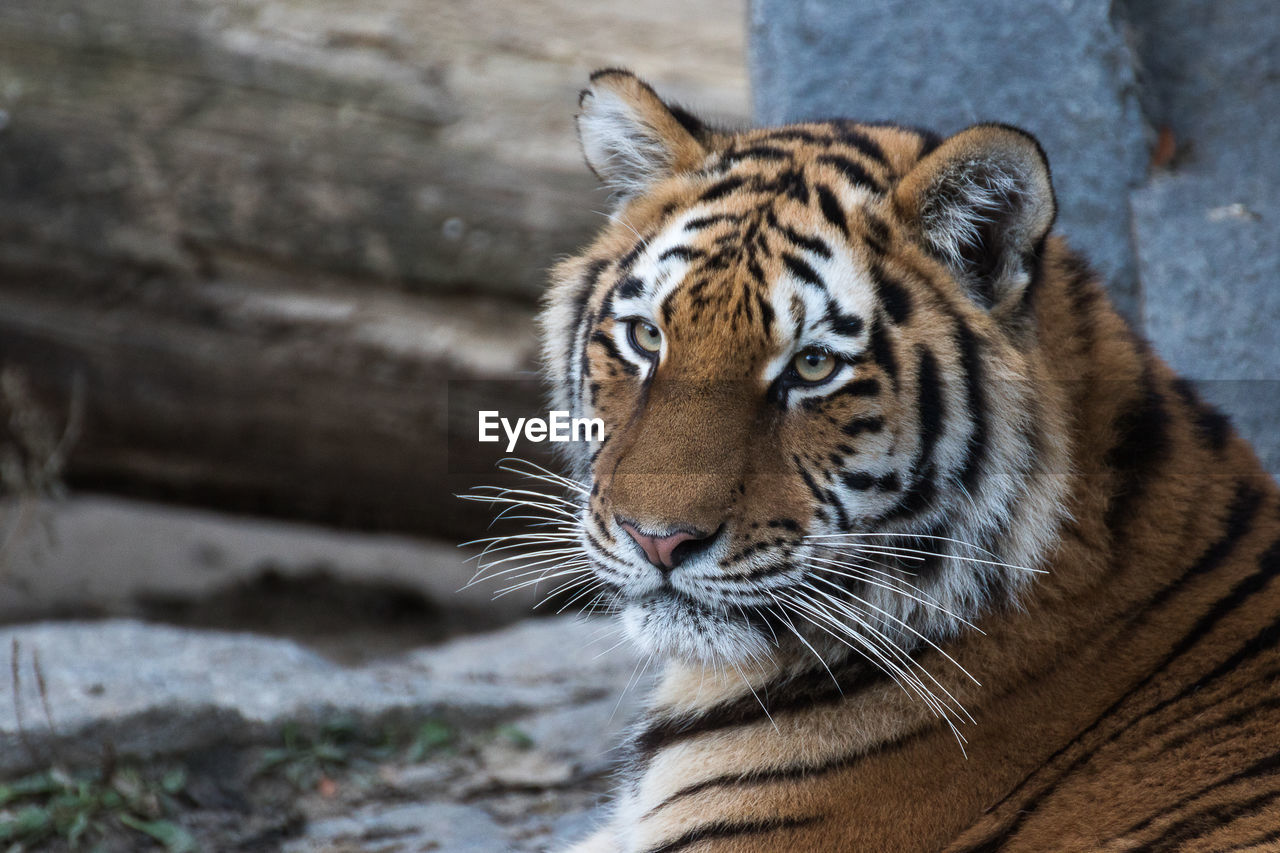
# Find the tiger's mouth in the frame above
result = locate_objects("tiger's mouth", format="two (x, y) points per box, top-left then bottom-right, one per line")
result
(635, 583), (721, 612)
(621, 589), (773, 664)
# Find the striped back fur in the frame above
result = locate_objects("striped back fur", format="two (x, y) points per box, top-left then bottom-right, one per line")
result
(530, 70), (1280, 852)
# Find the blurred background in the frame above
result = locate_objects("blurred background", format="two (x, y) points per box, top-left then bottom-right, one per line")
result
(0, 0), (751, 639)
(0, 0), (1275, 849)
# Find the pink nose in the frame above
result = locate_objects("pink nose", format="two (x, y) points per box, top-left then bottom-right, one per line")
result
(620, 522), (706, 570)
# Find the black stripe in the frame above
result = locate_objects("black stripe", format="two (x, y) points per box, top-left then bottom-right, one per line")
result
(1123, 564), (1280, 745)
(1138, 783), (1280, 853)
(879, 468), (938, 526)
(1104, 360), (1171, 535)
(643, 815), (820, 853)
(656, 246), (703, 263)
(1171, 377), (1232, 453)
(1141, 482), (1265, 614)
(916, 128), (943, 157)
(776, 223), (832, 258)
(618, 238), (648, 271)
(789, 294), (805, 345)
(843, 416), (885, 438)
(862, 212), (891, 254)
(760, 128), (822, 143)
(1124, 743), (1280, 838)
(1153, 669), (1280, 753)
(704, 247), (734, 271)
(794, 454), (829, 505)
(616, 275), (645, 299)
(814, 183), (848, 236)
(699, 176), (747, 202)
(886, 347), (943, 520)
(660, 294), (677, 327)
(915, 350), (945, 441)
(1063, 254), (1102, 353)
(632, 647), (891, 762)
(843, 471), (901, 491)
(774, 168), (811, 203)
(823, 299), (864, 337)
(793, 454), (850, 530)
(817, 154), (880, 191)
(581, 352), (594, 406)
(831, 121), (888, 163)
(645, 722), (933, 820)
(869, 316), (899, 389)
(1221, 825), (1280, 852)
(756, 291), (775, 336)
(589, 330), (637, 375)
(685, 213), (741, 231)
(568, 259), (609, 389)
(782, 252), (825, 289)
(832, 377), (881, 399)
(870, 261), (913, 324)
(954, 321), (989, 494)
(584, 527), (614, 553)
(666, 102), (708, 139)
(723, 145), (793, 165)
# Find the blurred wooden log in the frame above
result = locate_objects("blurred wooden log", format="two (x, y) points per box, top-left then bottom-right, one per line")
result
(0, 273), (550, 540)
(0, 0), (747, 300)
(0, 0), (746, 538)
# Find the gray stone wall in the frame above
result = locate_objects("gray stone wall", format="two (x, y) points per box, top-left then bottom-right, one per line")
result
(749, 0), (1279, 475)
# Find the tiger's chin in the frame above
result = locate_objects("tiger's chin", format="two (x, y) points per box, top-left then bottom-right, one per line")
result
(620, 591), (774, 665)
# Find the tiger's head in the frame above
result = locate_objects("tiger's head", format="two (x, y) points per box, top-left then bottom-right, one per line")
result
(537, 69), (1072, 667)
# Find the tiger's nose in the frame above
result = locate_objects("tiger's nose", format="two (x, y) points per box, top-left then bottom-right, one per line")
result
(619, 520), (717, 571)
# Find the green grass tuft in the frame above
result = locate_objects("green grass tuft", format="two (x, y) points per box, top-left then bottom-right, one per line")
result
(0, 765), (193, 851)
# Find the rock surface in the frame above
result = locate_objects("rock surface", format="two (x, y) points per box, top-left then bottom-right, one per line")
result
(0, 615), (643, 850)
(1123, 0), (1280, 473)
(283, 803), (510, 853)
(0, 615), (638, 775)
(749, 0), (1148, 320)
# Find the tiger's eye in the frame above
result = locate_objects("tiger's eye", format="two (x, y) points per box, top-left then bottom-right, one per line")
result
(794, 349), (837, 383)
(628, 319), (663, 355)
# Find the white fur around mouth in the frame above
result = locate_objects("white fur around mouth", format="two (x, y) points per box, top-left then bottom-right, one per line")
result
(620, 590), (772, 665)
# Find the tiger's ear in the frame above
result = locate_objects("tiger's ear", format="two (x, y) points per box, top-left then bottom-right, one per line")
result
(576, 69), (711, 201)
(894, 124), (1056, 311)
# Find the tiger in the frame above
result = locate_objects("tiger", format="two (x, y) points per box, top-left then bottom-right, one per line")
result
(477, 68), (1280, 852)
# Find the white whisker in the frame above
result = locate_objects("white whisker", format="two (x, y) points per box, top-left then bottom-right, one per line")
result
(806, 534), (1040, 574)
(806, 558), (982, 632)
(552, 574), (613, 612)
(764, 591), (840, 691)
(788, 581), (967, 722)
(804, 574), (981, 688)
(730, 657), (779, 734)
(783, 587), (971, 732)
(494, 564), (594, 598)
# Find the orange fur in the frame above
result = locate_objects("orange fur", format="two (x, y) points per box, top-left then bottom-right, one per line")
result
(540, 70), (1280, 853)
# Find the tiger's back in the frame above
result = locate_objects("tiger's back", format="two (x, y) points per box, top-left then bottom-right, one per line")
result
(530, 70), (1280, 852)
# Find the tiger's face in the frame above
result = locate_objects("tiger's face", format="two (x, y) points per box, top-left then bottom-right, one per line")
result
(538, 70), (1071, 666)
